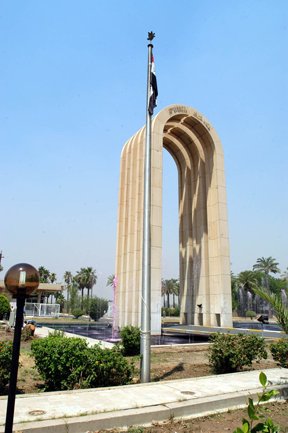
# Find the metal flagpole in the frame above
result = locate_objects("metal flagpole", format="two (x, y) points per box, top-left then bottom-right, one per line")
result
(140, 32), (155, 383)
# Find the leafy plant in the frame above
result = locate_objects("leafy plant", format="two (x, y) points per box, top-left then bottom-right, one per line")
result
(31, 334), (134, 391)
(162, 307), (180, 317)
(253, 287), (288, 334)
(270, 339), (288, 368)
(0, 341), (12, 392)
(0, 294), (11, 320)
(89, 296), (108, 321)
(245, 310), (257, 320)
(84, 345), (134, 388)
(208, 333), (267, 374)
(71, 308), (84, 319)
(233, 372), (280, 433)
(120, 325), (141, 356)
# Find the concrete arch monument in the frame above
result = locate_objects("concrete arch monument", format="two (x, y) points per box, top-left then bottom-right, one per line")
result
(115, 104), (232, 335)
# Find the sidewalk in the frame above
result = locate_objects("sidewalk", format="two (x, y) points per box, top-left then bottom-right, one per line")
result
(1, 368), (287, 433)
(34, 325), (115, 348)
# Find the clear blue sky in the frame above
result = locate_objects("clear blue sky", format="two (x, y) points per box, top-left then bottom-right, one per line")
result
(1, 0), (287, 298)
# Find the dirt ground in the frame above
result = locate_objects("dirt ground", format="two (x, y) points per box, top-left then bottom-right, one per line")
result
(1, 327), (288, 432)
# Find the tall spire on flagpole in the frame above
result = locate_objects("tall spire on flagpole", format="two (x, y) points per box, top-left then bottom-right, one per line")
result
(140, 31), (157, 383)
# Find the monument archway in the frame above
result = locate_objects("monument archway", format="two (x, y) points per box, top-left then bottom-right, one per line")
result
(115, 104), (232, 335)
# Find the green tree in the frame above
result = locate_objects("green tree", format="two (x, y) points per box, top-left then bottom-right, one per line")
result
(38, 266), (57, 284)
(172, 279), (180, 308)
(89, 297), (108, 321)
(231, 272), (239, 311)
(281, 267), (288, 289)
(50, 273), (57, 284)
(253, 287), (288, 334)
(237, 271), (259, 292)
(0, 294), (10, 320)
(106, 274), (115, 287)
(268, 275), (286, 295)
(161, 278), (179, 308)
(75, 267), (97, 311)
(55, 292), (65, 312)
(38, 266), (51, 283)
(69, 281), (80, 312)
(63, 271), (73, 312)
(253, 257), (280, 290)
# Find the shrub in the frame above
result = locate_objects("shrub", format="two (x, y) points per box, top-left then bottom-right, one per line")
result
(0, 295), (10, 320)
(84, 345), (134, 388)
(208, 333), (267, 374)
(0, 341), (12, 392)
(120, 325), (141, 356)
(161, 307), (180, 317)
(31, 334), (134, 391)
(71, 308), (84, 319)
(31, 335), (89, 390)
(270, 339), (288, 368)
(245, 310), (256, 320)
(89, 297), (108, 321)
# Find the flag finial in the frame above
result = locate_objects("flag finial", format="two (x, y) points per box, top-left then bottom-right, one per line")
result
(147, 31), (155, 41)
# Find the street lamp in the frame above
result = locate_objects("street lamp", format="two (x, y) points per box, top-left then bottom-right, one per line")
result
(4, 263), (39, 433)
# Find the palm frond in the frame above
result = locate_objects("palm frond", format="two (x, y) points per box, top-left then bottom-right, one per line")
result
(253, 287), (288, 334)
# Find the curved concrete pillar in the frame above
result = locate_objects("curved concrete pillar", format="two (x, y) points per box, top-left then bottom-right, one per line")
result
(115, 104), (232, 334)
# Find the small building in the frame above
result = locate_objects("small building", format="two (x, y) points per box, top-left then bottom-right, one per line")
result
(0, 280), (64, 303)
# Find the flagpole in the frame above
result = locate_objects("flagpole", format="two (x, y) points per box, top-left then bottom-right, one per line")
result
(140, 33), (155, 383)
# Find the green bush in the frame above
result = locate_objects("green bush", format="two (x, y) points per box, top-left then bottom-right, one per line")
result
(0, 341), (12, 392)
(71, 308), (84, 319)
(31, 334), (133, 391)
(0, 295), (10, 320)
(84, 345), (134, 388)
(120, 325), (141, 356)
(245, 310), (256, 320)
(208, 333), (267, 374)
(89, 297), (108, 321)
(270, 339), (288, 368)
(161, 307), (180, 317)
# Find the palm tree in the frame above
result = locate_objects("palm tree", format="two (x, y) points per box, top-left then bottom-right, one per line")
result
(172, 279), (180, 307)
(75, 267), (97, 309)
(253, 257), (280, 290)
(161, 279), (178, 309)
(84, 267), (97, 301)
(74, 269), (86, 307)
(64, 271), (73, 312)
(38, 266), (51, 283)
(64, 271), (73, 286)
(237, 271), (259, 292)
(254, 287), (288, 334)
(281, 267), (288, 283)
(106, 274), (115, 287)
(50, 273), (57, 284)
(231, 272), (239, 311)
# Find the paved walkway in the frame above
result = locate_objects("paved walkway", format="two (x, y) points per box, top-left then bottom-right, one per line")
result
(0, 328), (287, 433)
(34, 325), (115, 348)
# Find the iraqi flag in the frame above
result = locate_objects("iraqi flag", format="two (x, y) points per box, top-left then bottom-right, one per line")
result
(148, 54), (158, 115)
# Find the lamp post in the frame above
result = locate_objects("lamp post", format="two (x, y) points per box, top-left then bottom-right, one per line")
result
(4, 263), (39, 433)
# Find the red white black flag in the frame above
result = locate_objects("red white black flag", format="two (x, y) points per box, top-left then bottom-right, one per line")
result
(148, 54), (158, 115)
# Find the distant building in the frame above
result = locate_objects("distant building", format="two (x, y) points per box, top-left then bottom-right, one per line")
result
(0, 280), (64, 303)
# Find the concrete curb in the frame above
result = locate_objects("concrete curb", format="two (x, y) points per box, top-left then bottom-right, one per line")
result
(1, 383), (287, 433)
